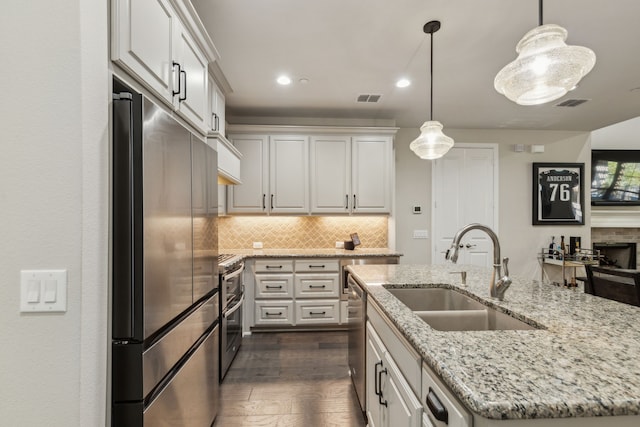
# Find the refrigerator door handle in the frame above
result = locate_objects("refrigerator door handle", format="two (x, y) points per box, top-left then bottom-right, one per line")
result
(112, 93), (136, 339)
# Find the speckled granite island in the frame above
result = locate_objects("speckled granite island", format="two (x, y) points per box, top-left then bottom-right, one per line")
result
(347, 263), (640, 426)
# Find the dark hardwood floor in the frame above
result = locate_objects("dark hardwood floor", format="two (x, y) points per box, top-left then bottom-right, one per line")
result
(213, 330), (367, 427)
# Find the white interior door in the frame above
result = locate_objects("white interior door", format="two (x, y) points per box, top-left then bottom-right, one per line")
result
(432, 144), (498, 267)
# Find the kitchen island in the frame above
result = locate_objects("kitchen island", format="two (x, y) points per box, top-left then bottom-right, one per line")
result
(347, 263), (640, 426)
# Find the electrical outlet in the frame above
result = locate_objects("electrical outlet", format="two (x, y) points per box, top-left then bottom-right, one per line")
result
(253, 241), (263, 249)
(413, 230), (429, 239)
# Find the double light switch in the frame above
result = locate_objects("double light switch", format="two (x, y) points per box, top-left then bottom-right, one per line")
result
(20, 270), (67, 313)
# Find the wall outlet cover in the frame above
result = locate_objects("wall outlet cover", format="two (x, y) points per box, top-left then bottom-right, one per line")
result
(253, 241), (263, 249)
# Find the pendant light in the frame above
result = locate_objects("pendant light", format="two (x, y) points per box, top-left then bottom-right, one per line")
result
(410, 20), (454, 160)
(494, 0), (596, 106)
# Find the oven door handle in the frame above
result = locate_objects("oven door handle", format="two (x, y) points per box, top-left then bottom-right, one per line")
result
(222, 263), (245, 282)
(223, 293), (244, 318)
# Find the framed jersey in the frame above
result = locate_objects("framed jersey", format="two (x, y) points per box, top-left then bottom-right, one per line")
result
(533, 163), (584, 225)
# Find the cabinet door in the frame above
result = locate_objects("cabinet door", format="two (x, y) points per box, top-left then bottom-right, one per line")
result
(112, 0), (176, 103)
(209, 77), (226, 135)
(382, 351), (423, 427)
(366, 322), (385, 427)
(174, 23), (208, 132)
(270, 135), (309, 213)
(227, 135), (269, 213)
(310, 136), (351, 213)
(217, 184), (226, 216)
(352, 136), (392, 213)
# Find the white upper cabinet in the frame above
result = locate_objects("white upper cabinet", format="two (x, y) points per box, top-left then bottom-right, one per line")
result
(208, 75), (226, 135)
(269, 135), (309, 213)
(112, 0), (177, 102)
(174, 23), (208, 131)
(352, 136), (393, 213)
(310, 136), (351, 213)
(226, 135), (269, 214)
(227, 125), (396, 215)
(111, 0), (218, 134)
(311, 135), (392, 214)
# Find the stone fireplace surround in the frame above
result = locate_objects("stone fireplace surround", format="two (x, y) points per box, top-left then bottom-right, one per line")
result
(591, 227), (640, 269)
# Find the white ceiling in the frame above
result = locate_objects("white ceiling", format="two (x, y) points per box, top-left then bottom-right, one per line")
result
(192, 0), (640, 131)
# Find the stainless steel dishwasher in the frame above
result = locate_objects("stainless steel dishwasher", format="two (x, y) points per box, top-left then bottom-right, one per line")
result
(347, 273), (366, 414)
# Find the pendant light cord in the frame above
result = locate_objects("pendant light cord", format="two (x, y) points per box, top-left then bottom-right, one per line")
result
(538, 0), (543, 26)
(429, 30), (434, 121)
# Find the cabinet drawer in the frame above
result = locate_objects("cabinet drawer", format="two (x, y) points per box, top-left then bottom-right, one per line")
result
(295, 300), (340, 325)
(422, 363), (471, 427)
(294, 273), (340, 298)
(254, 259), (294, 273)
(294, 259), (339, 272)
(255, 274), (294, 298)
(255, 301), (294, 325)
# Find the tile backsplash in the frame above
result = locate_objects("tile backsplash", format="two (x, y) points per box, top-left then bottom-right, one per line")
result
(219, 216), (388, 249)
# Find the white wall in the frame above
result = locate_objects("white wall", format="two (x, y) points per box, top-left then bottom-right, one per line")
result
(0, 1), (108, 426)
(395, 127), (591, 280)
(592, 116), (640, 149)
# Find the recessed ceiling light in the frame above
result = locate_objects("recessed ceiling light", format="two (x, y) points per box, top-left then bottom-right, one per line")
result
(277, 75), (292, 85)
(396, 78), (411, 88)
(299, 78), (310, 84)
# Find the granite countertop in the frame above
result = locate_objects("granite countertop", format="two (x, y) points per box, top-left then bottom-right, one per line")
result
(219, 247), (402, 259)
(347, 263), (640, 421)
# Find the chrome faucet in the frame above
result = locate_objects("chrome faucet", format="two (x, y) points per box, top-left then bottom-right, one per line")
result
(445, 223), (512, 301)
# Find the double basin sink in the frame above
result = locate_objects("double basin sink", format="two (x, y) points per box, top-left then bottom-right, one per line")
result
(386, 287), (540, 331)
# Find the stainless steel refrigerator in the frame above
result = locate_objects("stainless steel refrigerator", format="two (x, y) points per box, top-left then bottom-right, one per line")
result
(111, 78), (219, 426)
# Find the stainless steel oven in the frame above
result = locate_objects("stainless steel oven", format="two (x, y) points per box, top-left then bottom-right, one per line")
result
(218, 254), (244, 380)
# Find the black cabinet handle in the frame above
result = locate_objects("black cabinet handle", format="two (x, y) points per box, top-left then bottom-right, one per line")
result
(265, 285), (283, 289)
(345, 194), (349, 210)
(265, 265), (283, 269)
(262, 194), (266, 210)
(378, 366), (388, 407)
(308, 265), (325, 269)
(179, 69), (187, 101)
(309, 285), (326, 289)
(374, 361), (383, 397)
(353, 194), (356, 208)
(426, 388), (449, 424)
(172, 62), (182, 96)
(309, 311), (326, 315)
(265, 312), (282, 316)
(271, 194), (274, 210)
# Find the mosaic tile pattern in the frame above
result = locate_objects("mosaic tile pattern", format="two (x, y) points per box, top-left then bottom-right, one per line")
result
(218, 216), (388, 249)
(348, 263), (640, 421)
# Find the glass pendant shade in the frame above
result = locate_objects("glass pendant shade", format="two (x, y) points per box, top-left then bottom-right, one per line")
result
(409, 120), (454, 160)
(494, 24), (596, 106)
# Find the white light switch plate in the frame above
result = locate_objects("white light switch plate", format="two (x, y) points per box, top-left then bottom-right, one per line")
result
(20, 270), (67, 313)
(413, 230), (429, 239)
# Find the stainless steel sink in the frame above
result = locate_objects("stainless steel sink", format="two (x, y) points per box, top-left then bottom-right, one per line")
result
(386, 288), (486, 311)
(386, 287), (538, 331)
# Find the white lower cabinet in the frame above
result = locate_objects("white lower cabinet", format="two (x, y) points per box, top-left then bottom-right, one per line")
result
(366, 302), (422, 427)
(295, 300), (339, 325)
(422, 363), (472, 427)
(254, 300), (294, 325)
(252, 258), (341, 328)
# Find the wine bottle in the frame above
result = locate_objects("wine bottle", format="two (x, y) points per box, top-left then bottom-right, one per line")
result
(559, 236), (565, 261)
(548, 236), (555, 259)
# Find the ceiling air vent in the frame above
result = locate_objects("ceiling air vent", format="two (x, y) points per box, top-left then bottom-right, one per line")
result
(356, 94), (382, 103)
(555, 99), (589, 107)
